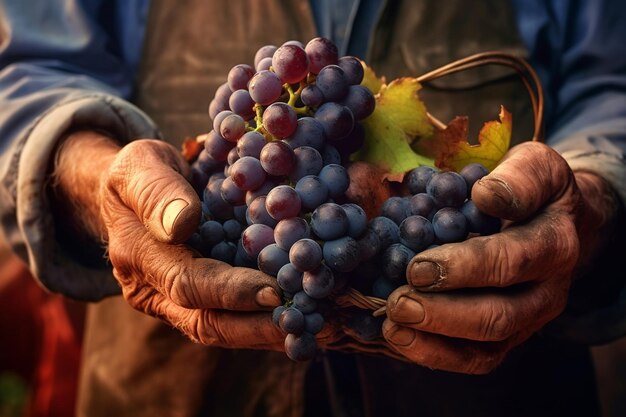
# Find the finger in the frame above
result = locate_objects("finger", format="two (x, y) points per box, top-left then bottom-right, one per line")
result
(120, 282), (285, 350)
(107, 206), (281, 311)
(382, 320), (530, 374)
(472, 141), (576, 221)
(407, 210), (579, 289)
(106, 139), (201, 243)
(386, 281), (568, 341)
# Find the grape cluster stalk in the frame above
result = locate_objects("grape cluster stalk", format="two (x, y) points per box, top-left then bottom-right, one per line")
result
(186, 37), (501, 361)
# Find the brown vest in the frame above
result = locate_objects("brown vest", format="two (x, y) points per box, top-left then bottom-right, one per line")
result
(77, 3), (591, 417)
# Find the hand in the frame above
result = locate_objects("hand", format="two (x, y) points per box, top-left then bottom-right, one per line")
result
(381, 141), (620, 374)
(53, 132), (289, 350)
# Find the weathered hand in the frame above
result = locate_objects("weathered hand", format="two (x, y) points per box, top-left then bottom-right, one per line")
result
(382, 141), (619, 373)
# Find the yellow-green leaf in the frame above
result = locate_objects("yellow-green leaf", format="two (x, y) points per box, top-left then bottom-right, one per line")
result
(435, 106), (512, 172)
(360, 60), (386, 94)
(354, 77), (435, 174)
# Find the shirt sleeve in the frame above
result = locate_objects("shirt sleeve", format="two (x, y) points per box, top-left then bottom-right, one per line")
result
(513, 0), (626, 344)
(0, 0), (159, 300)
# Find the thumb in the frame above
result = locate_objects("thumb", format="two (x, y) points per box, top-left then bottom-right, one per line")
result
(105, 139), (202, 243)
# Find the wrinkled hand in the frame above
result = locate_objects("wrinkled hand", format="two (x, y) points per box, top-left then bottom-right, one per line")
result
(382, 141), (619, 374)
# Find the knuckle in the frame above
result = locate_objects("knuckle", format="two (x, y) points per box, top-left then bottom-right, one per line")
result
(482, 302), (515, 341)
(195, 310), (228, 346)
(163, 264), (200, 308)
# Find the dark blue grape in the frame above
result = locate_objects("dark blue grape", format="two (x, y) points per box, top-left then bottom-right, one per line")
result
(341, 203), (368, 238)
(311, 203), (349, 240)
(277, 263), (304, 293)
(210, 241), (237, 265)
(274, 217), (310, 251)
(372, 277), (398, 299)
(284, 332), (317, 361)
(369, 216), (400, 248)
(292, 290), (318, 313)
(408, 193), (436, 220)
(257, 243), (290, 276)
(272, 305), (286, 326)
(461, 200), (501, 235)
(404, 166), (438, 195)
(460, 163), (489, 195)
(295, 175), (329, 212)
(432, 207), (469, 243)
(222, 219), (243, 241)
(382, 243), (416, 285)
(323, 236), (360, 273)
(356, 226), (383, 261)
(318, 164), (349, 198)
(289, 238), (323, 272)
(381, 196), (409, 225)
(427, 171), (468, 208)
(279, 307), (305, 335)
(303, 312), (324, 334)
(399, 215), (434, 252)
(302, 264), (335, 299)
(199, 220), (225, 247)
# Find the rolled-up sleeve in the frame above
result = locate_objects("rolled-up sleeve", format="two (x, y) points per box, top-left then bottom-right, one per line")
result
(0, 0), (158, 300)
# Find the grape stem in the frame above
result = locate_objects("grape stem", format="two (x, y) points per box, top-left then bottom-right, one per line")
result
(286, 81), (312, 116)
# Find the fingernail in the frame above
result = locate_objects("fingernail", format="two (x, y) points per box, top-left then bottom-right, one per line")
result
(410, 261), (441, 287)
(162, 199), (189, 235)
(479, 177), (517, 210)
(387, 325), (416, 347)
(256, 287), (281, 307)
(391, 296), (425, 324)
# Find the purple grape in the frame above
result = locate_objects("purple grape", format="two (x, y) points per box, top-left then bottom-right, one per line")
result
(432, 207), (469, 243)
(408, 193), (436, 219)
(219, 176), (246, 205)
(249, 70), (283, 105)
(285, 117), (326, 151)
(315, 65), (348, 102)
(254, 45), (278, 68)
(263, 102), (298, 139)
(279, 307), (305, 334)
(292, 290), (318, 313)
(295, 175), (329, 212)
(427, 171), (468, 208)
(318, 163), (349, 198)
(300, 85), (325, 108)
(246, 195), (278, 227)
(257, 243), (290, 276)
(204, 130), (235, 161)
(241, 223), (275, 258)
(290, 146), (323, 182)
(339, 85), (375, 120)
(337, 56), (364, 85)
(228, 89), (255, 120)
(277, 263), (304, 293)
(284, 332), (317, 361)
(289, 238), (323, 272)
(265, 185), (302, 220)
(227, 64), (254, 91)
(274, 217), (310, 250)
(310, 203), (349, 240)
(219, 113), (246, 142)
(237, 131), (266, 158)
(213, 110), (234, 132)
(230, 156), (267, 191)
(272, 44), (310, 84)
(260, 140), (296, 176)
(399, 215), (434, 252)
(314, 102), (354, 141)
(210, 241), (237, 265)
(302, 264), (335, 299)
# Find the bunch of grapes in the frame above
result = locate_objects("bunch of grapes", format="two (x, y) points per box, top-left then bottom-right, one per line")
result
(186, 37), (500, 361)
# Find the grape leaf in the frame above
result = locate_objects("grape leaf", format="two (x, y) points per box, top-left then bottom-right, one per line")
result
(416, 106), (512, 172)
(354, 77), (435, 174)
(360, 60), (386, 94)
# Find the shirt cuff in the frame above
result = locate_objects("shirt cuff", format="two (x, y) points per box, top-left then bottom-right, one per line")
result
(13, 93), (160, 300)
(543, 148), (626, 344)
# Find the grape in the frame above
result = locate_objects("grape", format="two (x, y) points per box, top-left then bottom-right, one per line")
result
(323, 236), (360, 272)
(381, 196), (409, 225)
(461, 200), (501, 235)
(286, 117), (326, 151)
(303, 312), (324, 334)
(227, 64), (254, 91)
(257, 243), (290, 276)
(272, 44), (309, 84)
(279, 307), (305, 335)
(432, 207), (469, 243)
(227, 146), (240, 166)
(241, 223), (275, 257)
(321, 144), (341, 165)
(213, 110), (234, 132)
(295, 175), (329, 212)
(199, 220), (225, 247)
(356, 226), (382, 261)
(210, 241), (237, 265)
(228, 89), (255, 120)
(289, 238), (323, 272)
(333, 120), (364, 159)
(195, 148), (224, 175)
(230, 156), (267, 191)
(220, 176), (246, 205)
(310, 203), (349, 240)
(263, 102), (298, 138)
(282, 40), (305, 48)
(248, 70), (283, 105)
(277, 263), (304, 293)
(427, 171), (468, 208)
(260, 141), (296, 176)
(369, 216), (400, 248)
(265, 185), (302, 220)
(338, 56), (364, 85)
(289, 146), (323, 182)
(314, 102), (354, 141)
(245, 180), (277, 206)
(460, 163), (489, 194)
(222, 219), (243, 241)
(404, 166), (438, 195)
(315, 65), (348, 102)
(254, 45), (277, 68)
(302, 264), (335, 299)
(305, 37), (339, 74)
(382, 243), (416, 285)
(339, 85), (375, 120)
(292, 290), (318, 313)
(408, 193), (436, 219)
(204, 130), (235, 161)
(203, 179), (234, 220)
(284, 332), (317, 361)
(272, 305), (286, 326)
(274, 217), (310, 250)
(255, 56), (273, 72)
(341, 203), (367, 238)
(246, 195), (278, 227)
(399, 215), (434, 252)
(300, 85), (324, 108)
(318, 164), (349, 198)
(237, 131), (266, 159)
(235, 238), (256, 268)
